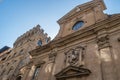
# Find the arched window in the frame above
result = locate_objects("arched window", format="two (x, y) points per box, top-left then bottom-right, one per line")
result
(72, 21), (84, 30)
(37, 40), (42, 46)
(32, 66), (40, 80)
(46, 37), (50, 43)
(46, 38), (49, 43)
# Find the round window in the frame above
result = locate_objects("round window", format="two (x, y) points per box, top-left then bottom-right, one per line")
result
(72, 21), (84, 30)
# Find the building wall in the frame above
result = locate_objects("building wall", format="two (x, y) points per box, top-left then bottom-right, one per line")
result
(27, 0), (120, 80)
(0, 0), (120, 80)
(0, 25), (51, 80)
(28, 17), (120, 80)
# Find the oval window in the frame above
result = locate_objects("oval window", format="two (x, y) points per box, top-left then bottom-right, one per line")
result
(72, 21), (84, 30)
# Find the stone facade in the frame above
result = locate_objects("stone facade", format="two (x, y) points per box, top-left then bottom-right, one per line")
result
(28, 0), (120, 80)
(1, 0), (120, 80)
(0, 25), (51, 80)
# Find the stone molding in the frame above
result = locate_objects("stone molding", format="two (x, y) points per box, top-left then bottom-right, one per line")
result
(55, 66), (91, 80)
(30, 14), (120, 57)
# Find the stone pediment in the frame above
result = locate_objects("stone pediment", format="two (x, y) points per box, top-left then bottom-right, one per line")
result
(55, 66), (91, 79)
(57, 0), (106, 24)
(55, 0), (107, 40)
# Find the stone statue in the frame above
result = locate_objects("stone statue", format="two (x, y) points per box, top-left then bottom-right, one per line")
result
(65, 46), (85, 67)
(67, 50), (79, 65)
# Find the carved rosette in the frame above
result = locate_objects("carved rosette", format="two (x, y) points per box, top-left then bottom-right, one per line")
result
(97, 35), (110, 50)
(65, 46), (85, 67)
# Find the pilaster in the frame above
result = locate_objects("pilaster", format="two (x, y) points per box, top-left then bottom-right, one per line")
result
(97, 31), (117, 80)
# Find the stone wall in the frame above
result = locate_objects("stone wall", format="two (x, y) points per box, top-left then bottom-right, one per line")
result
(0, 24), (51, 80)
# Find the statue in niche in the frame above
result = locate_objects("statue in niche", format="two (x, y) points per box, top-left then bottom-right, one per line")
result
(65, 47), (84, 67)
(67, 50), (79, 65)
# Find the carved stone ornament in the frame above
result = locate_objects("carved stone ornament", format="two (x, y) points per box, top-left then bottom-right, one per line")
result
(55, 66), (91, 80)
(97, 35), (110, 50)
(65, 46), (84, 67)
(49, 48), (57, 63)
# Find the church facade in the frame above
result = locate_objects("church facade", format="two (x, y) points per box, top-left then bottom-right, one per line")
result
(0, 0), (120, 80)
(27, 0), (120, 80)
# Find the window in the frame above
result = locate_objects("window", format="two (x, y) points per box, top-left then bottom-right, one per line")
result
(7, 55), (11, 60)
(12, 53), (17, 58)
(46, 38), (49, 43)
(37, 40), (42, 46)
(32, 66), (40, 80)
(72, 21), (84, 30)
(1, 57), (6, 61)
(6, 50), (11, 54)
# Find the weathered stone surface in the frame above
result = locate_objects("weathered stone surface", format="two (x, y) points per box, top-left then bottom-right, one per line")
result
(0, 0), (120, 80)
(28, 0), (120, 80)
(0, 25), (50, 80)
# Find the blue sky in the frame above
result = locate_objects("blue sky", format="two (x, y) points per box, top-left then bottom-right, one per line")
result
(0, 0), (120, 48)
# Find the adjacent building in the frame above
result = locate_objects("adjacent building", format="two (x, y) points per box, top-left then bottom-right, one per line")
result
(0, 25), (51, 80)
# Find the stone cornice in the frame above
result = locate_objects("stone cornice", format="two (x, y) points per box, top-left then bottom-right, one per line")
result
(29, 14), (120, 57)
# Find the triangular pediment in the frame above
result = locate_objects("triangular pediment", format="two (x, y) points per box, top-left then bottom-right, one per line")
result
(55, 66), (91, 79)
